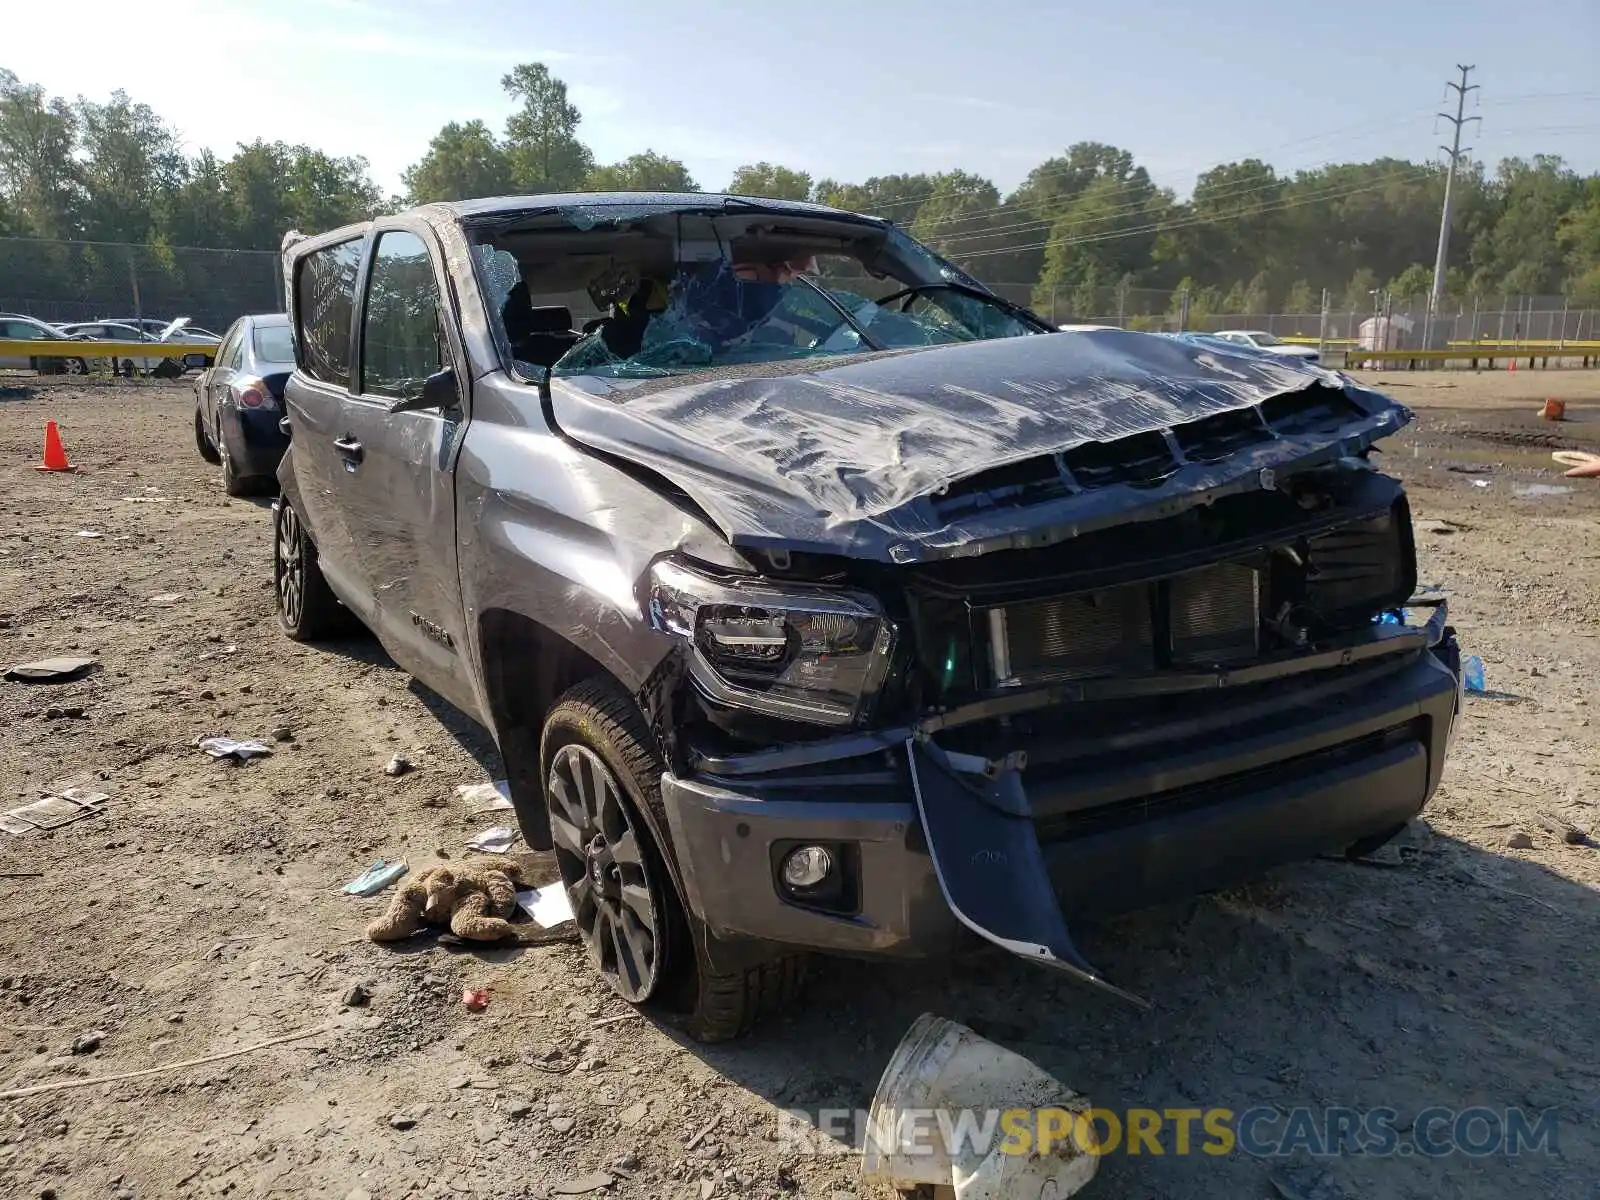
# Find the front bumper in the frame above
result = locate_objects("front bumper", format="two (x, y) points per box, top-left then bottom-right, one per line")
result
(661, 615), (1461, 963)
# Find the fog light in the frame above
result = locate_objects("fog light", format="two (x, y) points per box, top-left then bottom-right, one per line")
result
(781, 845), (834, 889)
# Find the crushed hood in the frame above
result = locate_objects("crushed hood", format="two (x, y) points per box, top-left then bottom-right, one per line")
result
(549, 329), (1409, 563)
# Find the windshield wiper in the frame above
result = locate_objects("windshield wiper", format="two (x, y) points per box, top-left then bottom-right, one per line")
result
(794, 275), (887, 352)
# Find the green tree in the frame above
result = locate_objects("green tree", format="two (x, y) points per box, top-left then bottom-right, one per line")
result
(403, 120), (513, 204)
(500, 62), (594, 193)
(1470, 156), (1582, 295)
(727, 162), (811, 200)
(1556, 176), (1600, 292)
(1343, 267), (1379, 311)
(0, 67), (82, 238)
(1385, 263), (1433, 303)
(163, 149), (231, 247)
(814, 173), (936, 220)
(587, 151), (697, 192)
(909, 170), (1000, 266)
(74, 90), (184, 244)
(1283, 279), (1317, 312)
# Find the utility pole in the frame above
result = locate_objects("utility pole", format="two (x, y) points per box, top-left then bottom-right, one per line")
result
(1431, 65), (1480, 310)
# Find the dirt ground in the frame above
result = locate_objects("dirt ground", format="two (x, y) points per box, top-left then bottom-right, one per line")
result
(0, 369), (1596, 1200)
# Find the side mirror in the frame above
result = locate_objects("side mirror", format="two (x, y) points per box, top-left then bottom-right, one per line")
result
(389, 366), (458, 414)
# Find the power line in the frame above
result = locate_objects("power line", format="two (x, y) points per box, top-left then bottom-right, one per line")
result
(832, 89), (1597, 232)
(952, 166), (1439, 261)
(931, 117), (1595, 252)
(838, 105), (1445, 224)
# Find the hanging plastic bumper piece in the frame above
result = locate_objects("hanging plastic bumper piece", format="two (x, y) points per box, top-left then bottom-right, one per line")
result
(906, 735), (1151, 1009)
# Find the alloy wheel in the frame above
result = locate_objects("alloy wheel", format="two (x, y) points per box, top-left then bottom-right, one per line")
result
(63, 357), (85, 376)
(546, 743), (661, 1002)
(275, 503), (305, 629)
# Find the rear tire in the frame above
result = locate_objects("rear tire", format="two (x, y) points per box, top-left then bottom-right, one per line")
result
(274, 496), (358, 641)
(540, 677), (807, 1042)
(195, 408), (221, 464)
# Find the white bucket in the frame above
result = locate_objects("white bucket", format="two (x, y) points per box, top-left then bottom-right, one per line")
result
(860, 1013), (1098, 1199)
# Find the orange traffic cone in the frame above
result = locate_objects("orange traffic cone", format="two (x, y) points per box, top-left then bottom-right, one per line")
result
(1537, 398), (1566, 421)
(35, 419), (76, 473)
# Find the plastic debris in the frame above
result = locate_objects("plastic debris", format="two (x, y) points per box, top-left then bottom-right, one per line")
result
(1470, 479), (1490, 488)
(198, 737), (273, 760)
(516, 883), (575, 928)
(862, 1013), (1098, 1198)
(1464, 655), (1486, 693)
(455, 780), (514, 812)
(343, 860), (409, 896)
(1375, 609), (1408, 626)
(462, 987), (490, 1012)
(5, 656), (98, 682)
(465, 826), (518, 853)
(1512, 483), (1574, 499)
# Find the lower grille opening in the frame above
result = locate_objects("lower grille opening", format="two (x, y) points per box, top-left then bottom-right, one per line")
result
(1032, 720), (1420, 842)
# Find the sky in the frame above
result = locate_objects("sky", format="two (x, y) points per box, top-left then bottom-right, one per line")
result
(8, 0), (1599, 200)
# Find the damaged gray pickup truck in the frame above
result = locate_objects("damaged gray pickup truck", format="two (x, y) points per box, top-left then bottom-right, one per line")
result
(274, 192), (1463, 1039)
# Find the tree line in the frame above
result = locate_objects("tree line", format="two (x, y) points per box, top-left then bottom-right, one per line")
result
(3, 61), (1598, 320)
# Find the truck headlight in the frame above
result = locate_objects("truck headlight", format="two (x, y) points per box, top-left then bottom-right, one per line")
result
(648, 560), (895, 727)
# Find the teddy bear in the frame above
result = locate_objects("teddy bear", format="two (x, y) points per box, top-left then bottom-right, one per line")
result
(367, 857), (528, 943)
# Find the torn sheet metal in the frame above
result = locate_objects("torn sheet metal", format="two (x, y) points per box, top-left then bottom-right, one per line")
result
(906, 737), (1149, 1009)
(550, 330), (1408, 562)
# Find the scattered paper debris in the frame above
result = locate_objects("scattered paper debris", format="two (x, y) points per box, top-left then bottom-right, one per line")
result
(5, 656), (98, 683)
(465, 826), (518, 854)
(343, 861), (409, 896)
(148, 593), (184, 606)
(198, 737), (273, 761)
(198, 644), (239, 660)
(516, 883), (575, 928)
(455, 780), (513, 812)
(75, 530), (102, 538)
(1, 787), (109, 835)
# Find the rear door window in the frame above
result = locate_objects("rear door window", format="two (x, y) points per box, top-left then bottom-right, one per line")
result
(295, 236), (363, 387)
(359, 230), (442, 403)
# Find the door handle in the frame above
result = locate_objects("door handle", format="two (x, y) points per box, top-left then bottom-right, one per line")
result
(333, 435), (364, 462)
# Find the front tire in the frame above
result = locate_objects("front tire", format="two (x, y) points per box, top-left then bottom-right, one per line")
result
(274, 497), (357, 641)
(540, 678), (807, 1041)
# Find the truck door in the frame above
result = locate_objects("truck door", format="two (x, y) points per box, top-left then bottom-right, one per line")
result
(347, 223), (476, 714)
(282, 233), (370, 610)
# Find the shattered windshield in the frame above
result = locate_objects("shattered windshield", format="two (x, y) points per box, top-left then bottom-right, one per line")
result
(471, 212), (1044, 381)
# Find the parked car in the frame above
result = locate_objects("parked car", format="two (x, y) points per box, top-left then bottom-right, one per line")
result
(177, 325), (222, 370)
(101, 320), (224, 370)
(273, 192), (1461, 1040)
(192, 313), (295, 495)
(0, 313), (91, 375)
(58, 317), (197, 376)
(1210, 329), (1321, 363)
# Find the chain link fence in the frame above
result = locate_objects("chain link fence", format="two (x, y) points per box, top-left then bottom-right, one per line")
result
(5, 236), (1596, 353)
(0, 237), (281, 332)
(1031, 285), (1598, 347)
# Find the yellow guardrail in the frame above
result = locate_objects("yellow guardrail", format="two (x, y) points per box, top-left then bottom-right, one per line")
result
(0, 338), (215, 359)
(1345, 346), (1600, 368)
(1275, 335), (1600, 352)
